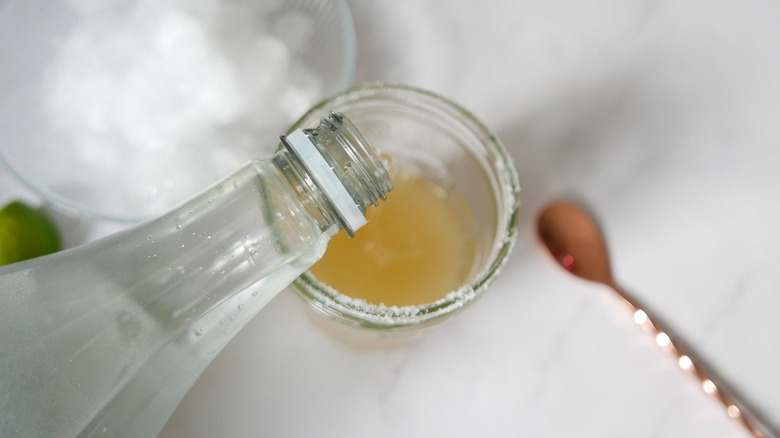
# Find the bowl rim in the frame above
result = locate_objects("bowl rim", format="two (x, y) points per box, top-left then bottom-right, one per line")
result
(330, 0), (357, 91)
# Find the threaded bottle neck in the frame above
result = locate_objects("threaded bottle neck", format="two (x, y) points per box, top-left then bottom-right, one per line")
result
(280, 112), (393, 236)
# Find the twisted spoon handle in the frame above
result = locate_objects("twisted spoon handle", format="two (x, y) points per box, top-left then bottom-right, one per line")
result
(611, 285), (777, 438)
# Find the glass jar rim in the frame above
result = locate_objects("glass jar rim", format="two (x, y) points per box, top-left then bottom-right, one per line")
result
(290, 82), (520, 332)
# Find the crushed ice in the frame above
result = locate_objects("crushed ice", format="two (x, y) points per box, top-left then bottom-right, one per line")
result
(45, 0), (324, 216)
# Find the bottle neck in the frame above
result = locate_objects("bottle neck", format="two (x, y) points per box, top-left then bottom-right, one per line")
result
(276, 112), (393, 237)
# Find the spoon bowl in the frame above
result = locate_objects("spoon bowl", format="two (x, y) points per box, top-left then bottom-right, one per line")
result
(537, 201), (614, 286)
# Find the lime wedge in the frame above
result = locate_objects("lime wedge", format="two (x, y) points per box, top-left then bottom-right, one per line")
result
(0, 201), (62, 266)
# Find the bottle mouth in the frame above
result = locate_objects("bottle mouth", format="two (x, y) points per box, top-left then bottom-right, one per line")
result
(280, 112), (393, 237)
(312, 112), (394, 207)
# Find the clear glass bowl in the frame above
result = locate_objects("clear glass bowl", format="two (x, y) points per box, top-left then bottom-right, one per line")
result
(290, 83), (521, 333)
(0, 0), (356, 223)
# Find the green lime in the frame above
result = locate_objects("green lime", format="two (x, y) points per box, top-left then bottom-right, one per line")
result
(0, 200), (62, 266)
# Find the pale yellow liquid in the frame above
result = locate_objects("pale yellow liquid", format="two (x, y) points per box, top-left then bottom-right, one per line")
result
(310, 168), (478, 307)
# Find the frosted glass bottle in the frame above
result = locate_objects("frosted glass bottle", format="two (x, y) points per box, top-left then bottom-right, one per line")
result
(0, 113), (392, 438)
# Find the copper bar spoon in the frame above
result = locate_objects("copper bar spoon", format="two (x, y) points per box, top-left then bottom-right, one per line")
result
(536, 201), (777, 438)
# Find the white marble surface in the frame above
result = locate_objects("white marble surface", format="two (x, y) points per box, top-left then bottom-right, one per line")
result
(3, 0), (780, 436)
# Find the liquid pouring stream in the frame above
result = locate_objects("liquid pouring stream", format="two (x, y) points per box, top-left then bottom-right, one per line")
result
(536, 201), (777, 438)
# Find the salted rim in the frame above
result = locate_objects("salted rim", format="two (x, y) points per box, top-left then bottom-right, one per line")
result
(290, 82), (521, 331)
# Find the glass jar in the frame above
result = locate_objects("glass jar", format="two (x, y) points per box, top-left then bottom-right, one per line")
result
(291, 83), (520, 333)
